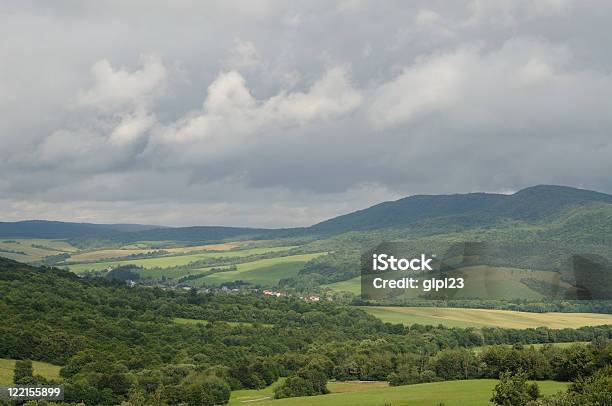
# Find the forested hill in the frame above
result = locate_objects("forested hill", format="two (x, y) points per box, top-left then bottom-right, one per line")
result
(0, 220), (273, 243)
(0, 220), (162, 239)
(1, 185), (611, 242)
(308, 185), (612, 234)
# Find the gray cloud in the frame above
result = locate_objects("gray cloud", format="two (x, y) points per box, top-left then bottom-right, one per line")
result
(1, 0), (612, 227)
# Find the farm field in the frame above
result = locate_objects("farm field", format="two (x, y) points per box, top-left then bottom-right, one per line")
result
(0, 358), (62, 385)
(229, 380), (388, 405)
(452, 266), (572, 300)
(67, 241), (245, 262)
(326, 380), (389, 393)
(67, 248), (164, 262)
(190, 252), (326, 286)
(229, 378), (286, 405)
(0, 238), (77, 262)
(239, 379), (568, 406)
(361, 306), (612, 329)
(66, 246), (298, 274)
(323, 276), (360, 294)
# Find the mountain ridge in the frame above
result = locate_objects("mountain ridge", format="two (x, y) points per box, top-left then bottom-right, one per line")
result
(0, 220), (165, 239)
(308, 185), (612, 235)
(1, 185), (610, 241)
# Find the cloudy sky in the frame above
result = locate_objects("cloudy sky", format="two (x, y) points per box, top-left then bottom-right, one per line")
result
(2, 0), (612, 227)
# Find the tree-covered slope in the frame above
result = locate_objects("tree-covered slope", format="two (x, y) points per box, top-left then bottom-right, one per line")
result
(0, 220), (272, 244)
(308, 185), (612, 235)
(2, 186), (611, 244)
(0, 220), (164, 239)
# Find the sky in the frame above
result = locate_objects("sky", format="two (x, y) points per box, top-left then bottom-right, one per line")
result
(2, 0), (612, 227)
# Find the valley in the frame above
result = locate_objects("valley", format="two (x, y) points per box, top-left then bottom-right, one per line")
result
(1, 185), (611, 405)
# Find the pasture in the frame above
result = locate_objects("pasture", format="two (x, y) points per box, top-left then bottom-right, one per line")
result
(67, 246), (297, 274)
(323, 277), (360, 294)
(229, 380), (388, 405)
(0, 358), (62, 385)
(67, 241), (244, 262)
(0, 238), (77, 262)
(190, 252), (326, 286)
(234, 379), (568, 406)
(361, 306), (612, 329)
(229, 378), (286, 405)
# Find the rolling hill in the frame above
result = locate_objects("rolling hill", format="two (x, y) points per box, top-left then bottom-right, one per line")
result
(0, 220), (164, 239)
(1, 185), (611, 295)
(308, 185), (612, 235)
(1, 186), (611, 243)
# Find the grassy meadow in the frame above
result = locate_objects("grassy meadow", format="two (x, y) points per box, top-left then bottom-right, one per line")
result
(323, 276), (361, 294)
(228, 378), (287, 405)
(231, 379), (568, 406)
(0, 238), (77, 262)
(361, 306), (612, 329)
(67, 246), (298, 274)
(66, 242), (244, 262)
(228, 380), (389, 405)
(0, 358), (62, 385)
(189, 252), (326, 286)
(0, 236), (324, 287)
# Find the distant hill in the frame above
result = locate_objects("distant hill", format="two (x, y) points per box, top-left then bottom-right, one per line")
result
(1, 185), (611, 243)
(0, 220), (275, 246)
(0, 220), (162, 239)
(308, 185), (612, 235)
(113, 225), (274, 243)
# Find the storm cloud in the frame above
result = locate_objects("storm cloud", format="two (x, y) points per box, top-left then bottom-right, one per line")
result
(2, 0), (612, 227)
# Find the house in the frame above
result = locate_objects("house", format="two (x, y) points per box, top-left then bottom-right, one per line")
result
(263, 290), (284, 297)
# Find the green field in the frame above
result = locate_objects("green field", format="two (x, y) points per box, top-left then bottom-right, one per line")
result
(326, 381), (389, 393)
(67, 242), (245, 262)
(229, 378), (287, 405)
(189, 252), (326, 286)
(174, 317), (273, 328)
(67, 246), (297, 274)
(323, 276), (361, 294)
(361, 306), (612, 329)
(229, 380), (388, 404)
(2, 237), (325, 286)
(238, 379), (568, 406)
(0, 239), (77, 262)
(0, 358), (62, 385)
(450, 266), (574, 300)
